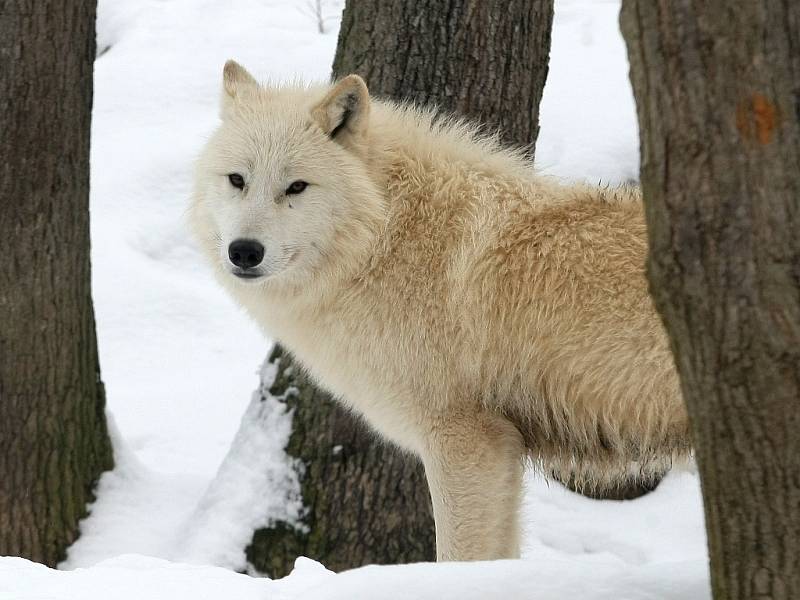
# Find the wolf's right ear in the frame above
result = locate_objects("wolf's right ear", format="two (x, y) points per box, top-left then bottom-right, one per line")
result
(221, 60), (258, 119)
(311, 75), (370, 144)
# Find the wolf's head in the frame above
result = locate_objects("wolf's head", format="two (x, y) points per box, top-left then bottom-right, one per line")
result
(190, 61), (383, 291)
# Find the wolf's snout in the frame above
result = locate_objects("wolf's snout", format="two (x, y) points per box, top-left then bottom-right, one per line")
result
(228, 239), (265, 269)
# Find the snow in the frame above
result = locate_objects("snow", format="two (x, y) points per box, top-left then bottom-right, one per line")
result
(178, 359), (305, 570)
(1, 0), (711, 598)
(536, 0), (641, 184)
(3, 553), (708, 600)
(0, 555), (333, 600)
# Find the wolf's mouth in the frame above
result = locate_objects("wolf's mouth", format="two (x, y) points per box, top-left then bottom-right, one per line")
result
(232, 270), (263, 280)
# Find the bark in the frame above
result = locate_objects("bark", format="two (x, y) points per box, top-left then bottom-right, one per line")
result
(621, 2), (800, 597)
(332, 0), (554, 151)
(0, 0), (113, 567)
(247, 0), (555, 575)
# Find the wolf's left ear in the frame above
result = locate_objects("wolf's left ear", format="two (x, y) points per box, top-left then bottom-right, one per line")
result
(312, 75), (370, 143)
(221, 60), (258, 119)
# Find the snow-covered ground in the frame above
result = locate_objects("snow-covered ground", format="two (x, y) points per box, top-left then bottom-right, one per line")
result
(0, 0), (711, 598)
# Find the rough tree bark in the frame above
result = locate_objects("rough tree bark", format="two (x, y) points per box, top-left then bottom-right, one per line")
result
(621, 2), (800, 597)
(332, 0), (554, 151)
(246, 0), (555, 576)
(0, 1), (114, 567)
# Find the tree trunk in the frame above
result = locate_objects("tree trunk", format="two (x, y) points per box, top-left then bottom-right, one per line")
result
(0, 1), (113, 567)
(621, 2), (800, 597)
(246, 347), (434, 576)
(332, 0), (554, 152)
(246, 0), (554, 576)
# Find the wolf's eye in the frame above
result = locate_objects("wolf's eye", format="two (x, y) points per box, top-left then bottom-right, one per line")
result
(228, 173), (245, 189)
(286, 180), (308, 195)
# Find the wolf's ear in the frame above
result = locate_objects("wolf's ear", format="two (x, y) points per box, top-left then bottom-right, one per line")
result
(311, 75), (370, 143)
(221, 60), (258, 119)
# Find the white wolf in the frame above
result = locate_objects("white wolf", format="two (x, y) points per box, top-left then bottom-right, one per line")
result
(189, 61), (690, 562)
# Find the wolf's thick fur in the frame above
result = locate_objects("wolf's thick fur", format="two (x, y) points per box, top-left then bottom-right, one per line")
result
(190, 62), (690, 561)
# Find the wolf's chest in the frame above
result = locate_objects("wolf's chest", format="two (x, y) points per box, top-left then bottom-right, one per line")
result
(271, 310), (427, 451)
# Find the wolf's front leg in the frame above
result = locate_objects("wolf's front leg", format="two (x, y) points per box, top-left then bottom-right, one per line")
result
(421, 410), (525, 561)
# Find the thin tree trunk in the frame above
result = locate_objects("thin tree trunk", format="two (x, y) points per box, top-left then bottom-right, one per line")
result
(0, 0), (113, 567)
(621, 2), (800, 597)
(247, 0), (554, 576)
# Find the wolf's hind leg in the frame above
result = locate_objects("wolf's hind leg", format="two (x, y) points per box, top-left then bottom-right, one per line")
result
(421, 410), (526, 561)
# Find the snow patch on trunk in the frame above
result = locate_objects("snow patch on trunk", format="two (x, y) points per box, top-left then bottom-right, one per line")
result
(177, 356), (305, 570)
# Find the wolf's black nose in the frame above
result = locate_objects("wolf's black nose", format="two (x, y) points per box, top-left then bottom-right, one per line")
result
(228, 239), (265, 269)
